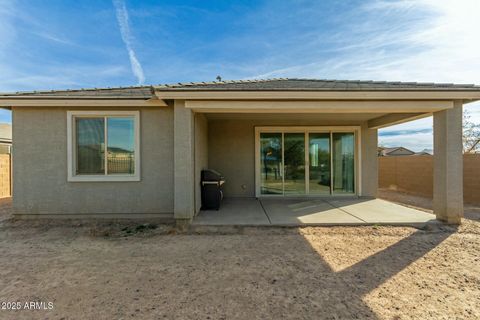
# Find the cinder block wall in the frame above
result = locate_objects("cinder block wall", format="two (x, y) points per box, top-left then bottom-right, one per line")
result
(0, 154), (11, 197)
(379, 154), (480, 205)
(463, 154), (480, 204)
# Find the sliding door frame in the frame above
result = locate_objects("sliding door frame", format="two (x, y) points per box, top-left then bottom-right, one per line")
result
(254, 126), (362, 198)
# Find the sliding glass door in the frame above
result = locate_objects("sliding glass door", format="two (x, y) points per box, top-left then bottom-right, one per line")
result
(260, 133), (283, 194)
(332, 133), (355, 194)
(309, 133), (331, 194)
(258, 128), (356, 196)
(284, 133), (306, 195)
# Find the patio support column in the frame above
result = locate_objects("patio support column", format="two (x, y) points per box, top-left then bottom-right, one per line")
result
(433, 100), (463, 224)
(360, 123), (378, 197)
(174, 100), (195, 225)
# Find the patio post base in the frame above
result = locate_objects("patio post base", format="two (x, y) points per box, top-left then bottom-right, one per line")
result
(436, 215), (462, 225)
(176, 218), (193, 231)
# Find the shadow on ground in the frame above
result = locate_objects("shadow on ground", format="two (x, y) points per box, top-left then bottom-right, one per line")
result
(0, 197), (477, 319)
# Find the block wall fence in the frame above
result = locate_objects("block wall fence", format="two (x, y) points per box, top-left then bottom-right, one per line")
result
(379, 154), (480, 205)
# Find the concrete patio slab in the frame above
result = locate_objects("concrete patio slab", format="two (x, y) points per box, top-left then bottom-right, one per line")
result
(260, 198), (365, 225)
(325, 198), (437, 224)
(193, 197), (438, 227)
(194, 198), (270, 226)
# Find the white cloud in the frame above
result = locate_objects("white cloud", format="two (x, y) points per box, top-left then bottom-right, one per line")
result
(379, 131), (433, 152)
(371, 0), (480, 84)
(0, 64), (129, 92)
(113, 0), (145, 85)
(251, 0), (480, 85)
(0, 1), (16, 53)
(31, 31), (74, 45)
(249, 0), (480, 150)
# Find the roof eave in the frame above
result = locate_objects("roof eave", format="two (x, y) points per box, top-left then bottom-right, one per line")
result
(0, 97), (168, 108)
(0, 96), (152, 99)
(154, 89), (480, 101)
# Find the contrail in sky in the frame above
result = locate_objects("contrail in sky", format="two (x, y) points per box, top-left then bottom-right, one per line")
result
(113, 0), (145, 84)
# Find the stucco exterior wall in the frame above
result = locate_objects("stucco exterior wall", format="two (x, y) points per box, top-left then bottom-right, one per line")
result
(208, 117), (377, 198)
(12, 107), (174, 216)
(208, 119), (254, 197)
(194, 113), (208, 213)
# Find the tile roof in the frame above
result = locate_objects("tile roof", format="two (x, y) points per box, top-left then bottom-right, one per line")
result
(0, 86), (154, 98)
(1, 78), (479, 98)
(155, 78), (480, 91)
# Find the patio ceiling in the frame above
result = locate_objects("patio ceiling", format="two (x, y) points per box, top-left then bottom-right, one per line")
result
(204, 112), (388, 121)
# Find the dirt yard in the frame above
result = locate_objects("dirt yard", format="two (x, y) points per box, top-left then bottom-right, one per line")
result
(0, 196), (479, 319)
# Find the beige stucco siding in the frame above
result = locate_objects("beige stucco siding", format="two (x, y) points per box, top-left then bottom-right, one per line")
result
(12, 107), (174, 215)
(208, 119), (255, 197)
(208, 117), (377, 198)
(194, 113), (208, 213)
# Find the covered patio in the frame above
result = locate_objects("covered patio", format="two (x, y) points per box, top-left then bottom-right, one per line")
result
(156, 79), (480, 226)
(193, 197), (436, 227)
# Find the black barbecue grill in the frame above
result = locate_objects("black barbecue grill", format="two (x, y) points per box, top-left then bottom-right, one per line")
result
(201, 169), (225, 210)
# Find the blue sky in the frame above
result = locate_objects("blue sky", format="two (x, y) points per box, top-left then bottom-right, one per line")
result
(1, 0), (479, 151)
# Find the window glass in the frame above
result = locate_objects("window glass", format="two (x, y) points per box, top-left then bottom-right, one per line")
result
(260, 133), (283, 194)
(332, 132), (355, 194)
(309, 133), (331, 194)
(283, 133), (305, 194)
(76, 118), (105, 174)
(75, 116), (136, 176)
(258, 130), (356, 195)
(107, 117), (135, 174)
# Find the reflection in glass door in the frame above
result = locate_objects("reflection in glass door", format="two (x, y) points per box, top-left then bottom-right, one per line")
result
(260, 133), (283, 194)
(332, 133), (355, 194)
(309, 133), (331, 194)
(284, 133), (305, 194)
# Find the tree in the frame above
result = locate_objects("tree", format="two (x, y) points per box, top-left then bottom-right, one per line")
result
(463, 110), (480, 153)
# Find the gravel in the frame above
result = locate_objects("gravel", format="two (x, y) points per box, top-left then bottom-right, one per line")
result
(0, 196), (478, 319)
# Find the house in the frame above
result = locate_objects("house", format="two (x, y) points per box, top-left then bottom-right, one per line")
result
(1, 78), (479, 225)
(378, 146), (416, 156)
(0, 123), (12, 154)
(415, 149), (433, 156)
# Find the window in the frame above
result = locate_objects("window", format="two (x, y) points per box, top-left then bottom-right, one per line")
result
(67, 111), (140, 181)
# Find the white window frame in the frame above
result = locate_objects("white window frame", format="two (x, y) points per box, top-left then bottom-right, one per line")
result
(67, 111), (140, 182)
(254, 126), (362, 197)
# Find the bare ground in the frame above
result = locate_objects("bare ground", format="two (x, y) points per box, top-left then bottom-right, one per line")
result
(0, 196), (479, 320)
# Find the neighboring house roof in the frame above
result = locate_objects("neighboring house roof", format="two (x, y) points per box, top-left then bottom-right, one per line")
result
(379, 147), (416, 156)
(415, 151), (432, 155)
(0, 123), (12, 144)
(416, 148), (433, 155)
(1, 79), (480, 99)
